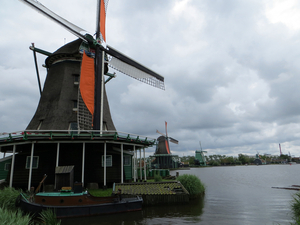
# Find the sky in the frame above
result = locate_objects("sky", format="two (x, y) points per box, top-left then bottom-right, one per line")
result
(1, 0), (300, 158)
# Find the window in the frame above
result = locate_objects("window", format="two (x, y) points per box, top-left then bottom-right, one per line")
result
(102, 155), (112, 167)
(26, 156), (39, 169)
(73, 74), (79, 85)
(69, 122), (78, 134)
(4, 163), (11, 171)
(124, 155), (131, 166)
(73, 100), (78, 111)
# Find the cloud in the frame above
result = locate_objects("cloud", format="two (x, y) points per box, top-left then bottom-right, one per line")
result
(1, 0), (300, 158)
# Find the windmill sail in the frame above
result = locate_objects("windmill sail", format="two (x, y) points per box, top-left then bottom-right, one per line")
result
(20, 0), (165, 90)
(169, 137), (179, 144)
(96, 0), (109, 42)
(80, 52), (95, 116)
(105, 46), (165, 90)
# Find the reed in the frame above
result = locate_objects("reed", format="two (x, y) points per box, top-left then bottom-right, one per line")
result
(0, 187), (61, 225)
(154, 174), (163, 182)
(0, 187), (21, 211)
(176, 174), (205, 198)
(0, 207), (32, 225)
(38, 209), (61, 225)
(292, 192), (300, 223)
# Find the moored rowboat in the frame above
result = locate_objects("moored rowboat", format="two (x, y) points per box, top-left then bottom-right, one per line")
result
(18, 191), (143, 218)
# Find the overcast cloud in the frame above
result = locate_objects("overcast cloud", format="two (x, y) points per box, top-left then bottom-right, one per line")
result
(1, 0), (300, 158)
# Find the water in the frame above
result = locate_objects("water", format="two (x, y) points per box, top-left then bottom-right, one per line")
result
(62, 164), (299, 225)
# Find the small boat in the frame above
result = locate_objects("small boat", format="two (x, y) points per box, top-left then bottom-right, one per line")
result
(18, 189), (143, 218)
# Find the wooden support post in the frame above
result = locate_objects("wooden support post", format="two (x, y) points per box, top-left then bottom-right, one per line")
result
(9, 145), (16, 188)
(28, 143), (35, 191)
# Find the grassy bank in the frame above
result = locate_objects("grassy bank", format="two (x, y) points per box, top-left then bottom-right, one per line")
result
(176, 174), (205, 199)
(291, 192), (300, 224)
(0, 187), (61, 225)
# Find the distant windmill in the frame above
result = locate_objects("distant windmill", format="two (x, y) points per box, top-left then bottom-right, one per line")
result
(155, 122), (178, 155)
(194, 141), (207, 166)
(20, 0), (165, 131)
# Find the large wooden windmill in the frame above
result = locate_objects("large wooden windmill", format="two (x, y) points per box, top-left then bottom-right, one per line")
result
(21, 0), (165, 131)
(0, 0), (165, 190)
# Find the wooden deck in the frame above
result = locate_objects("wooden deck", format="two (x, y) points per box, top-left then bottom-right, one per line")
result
(113, 181), (190, 205)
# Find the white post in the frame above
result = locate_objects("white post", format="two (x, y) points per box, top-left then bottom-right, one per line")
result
(139, 149), (142, 180)
(121, 144), (124, 183)
(9, 145), (16, 188)
(143, 148), (147, 181)
(133, 145), (136, 182)
(104, 142), (106, 187)
(56, 142), (60, 167)
(82, 142), (85, 186)
(100, 51), (104, 135)
(28, 143), (35, 191)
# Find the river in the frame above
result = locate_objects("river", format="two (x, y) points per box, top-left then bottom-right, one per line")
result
(62, 164), (299, 225)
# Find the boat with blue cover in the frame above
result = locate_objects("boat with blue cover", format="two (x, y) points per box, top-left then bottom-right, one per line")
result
(18, 189), (143, 218)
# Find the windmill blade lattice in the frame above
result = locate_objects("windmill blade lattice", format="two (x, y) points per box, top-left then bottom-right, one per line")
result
(106, 46), (165, 90)
(169, 137), (178, 144)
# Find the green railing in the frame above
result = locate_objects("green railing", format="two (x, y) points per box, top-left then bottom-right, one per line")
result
(0, 130), (156, 146)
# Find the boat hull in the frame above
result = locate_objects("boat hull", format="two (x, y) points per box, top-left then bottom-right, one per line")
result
(19, 195), (143, 218)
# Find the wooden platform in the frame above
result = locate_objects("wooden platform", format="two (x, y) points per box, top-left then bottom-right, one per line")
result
(272, 185), (300, 191)
(113, 181), (190, 205)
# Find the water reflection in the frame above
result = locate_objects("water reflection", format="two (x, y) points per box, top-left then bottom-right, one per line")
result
(62, 165), (298, 225)
(61, 198), (204, 225)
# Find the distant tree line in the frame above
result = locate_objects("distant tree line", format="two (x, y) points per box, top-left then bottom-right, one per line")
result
(178, 154), (296, 166)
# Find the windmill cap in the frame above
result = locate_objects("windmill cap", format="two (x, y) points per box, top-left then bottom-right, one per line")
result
(45, 39), (83, 67)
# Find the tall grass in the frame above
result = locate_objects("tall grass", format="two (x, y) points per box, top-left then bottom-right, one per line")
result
(0, 207), (32, 225)
(38, 209), (61, 225)
(177, 174), (205, 199)
(154, 174), (162, 182)
(0, 187), (21, 211)
(291, 192), (300, 224)
(0, 187), (61, 225)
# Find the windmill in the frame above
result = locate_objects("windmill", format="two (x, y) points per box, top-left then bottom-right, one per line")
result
(20, 0), (165, 131)
(149, 122), (179, 169)
(194, 141), (207, 166)
(254, 151), (265, 165)
(155, 122), (178, 155)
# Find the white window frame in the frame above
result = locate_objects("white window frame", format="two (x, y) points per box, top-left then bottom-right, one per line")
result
(102, 155), (112, 167)
(26, 156), (39, 169)
(4, 163), (11, 171)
